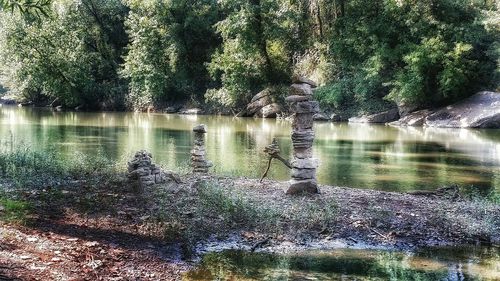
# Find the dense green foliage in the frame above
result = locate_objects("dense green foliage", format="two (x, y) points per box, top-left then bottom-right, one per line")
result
(122, 0), (219, 110)
(0, 0), (128, 109)
(0, 0), (498, 112)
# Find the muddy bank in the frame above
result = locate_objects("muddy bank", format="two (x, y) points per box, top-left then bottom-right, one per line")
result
(1, 174), (498, 280)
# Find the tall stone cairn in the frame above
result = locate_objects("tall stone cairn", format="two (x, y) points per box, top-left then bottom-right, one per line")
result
(191, 124), (212, 173)
(285, 75), (320, 194)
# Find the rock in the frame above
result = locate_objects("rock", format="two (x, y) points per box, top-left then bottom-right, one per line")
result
(259, 103), (283, 118)
(0, 204), (4, 212)
(285, 179), (319, 195)
(389, 109), (433, 127)
(127, 150), (178, 186)
(313, 113), (329, 121)
(348, 108), (400, 124)
(291, 158), (319, 169)
(246, 92), (272, 116)
(290, 84), (313, 96)
(193, 124), (207, 133)
(397, 102), (419, 118)
(293, 148), (313, 159)
(291, 168), (316, 179)
(425, 91), (500, 128)
(329, 113), (343, 122)
(179, 108), (203, 115)
(285, 95), (310, 103)
(191, 125), (211, 173)
(291, 101), (320, 114)
(250, 88), (272, 103)
(165, 106), (177, 113)
(292, 74), (318, 88)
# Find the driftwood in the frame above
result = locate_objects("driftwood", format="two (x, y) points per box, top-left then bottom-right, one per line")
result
(260, 139), (292, 182)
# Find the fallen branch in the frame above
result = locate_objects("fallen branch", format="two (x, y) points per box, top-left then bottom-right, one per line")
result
(259, 139), (292, 182)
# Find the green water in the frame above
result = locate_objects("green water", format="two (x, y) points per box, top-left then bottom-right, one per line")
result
(1, 106), (499, 192)
(184, 247), (500, 281)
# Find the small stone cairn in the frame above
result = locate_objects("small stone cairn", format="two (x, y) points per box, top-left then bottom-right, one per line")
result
(127, 150), (175, 187)
(191, 124), (212, 173)
(284, 75), (320, 194)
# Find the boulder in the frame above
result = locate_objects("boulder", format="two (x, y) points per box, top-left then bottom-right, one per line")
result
(285, 95), (310, 103)
(425, 91), (500, 128)
(285, 179), (319, 195)
(313, 113), (329, 121)
(348, 108), (400, 124)
(250, 88), (272, 103)
(290, 84), (313, 96)
(292, 74), (318, 88)
(259, 103), (283, 118)
(246, 90), (272, 115)
(389, 109), (433, 127)
(329, 113), (343, 122)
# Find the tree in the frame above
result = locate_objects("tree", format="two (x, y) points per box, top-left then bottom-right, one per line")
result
(206, 0), (305, 108)
(0, 0), (51, 18)
(0, 0), (128, 109)
(315, 0), (498, 112)
(121, 0), (220, 111)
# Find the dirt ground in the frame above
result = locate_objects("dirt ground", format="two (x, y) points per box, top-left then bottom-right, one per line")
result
(1, 174), (498, 280)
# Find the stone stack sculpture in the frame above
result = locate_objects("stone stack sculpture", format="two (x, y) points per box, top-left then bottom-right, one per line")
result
(128, 150), (180, 187)
(284, 75), (320, 194)
(191, 124), (212, 173)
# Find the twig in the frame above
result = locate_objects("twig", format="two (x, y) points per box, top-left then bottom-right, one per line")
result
(250, 238), (270, 252)
(260, 157), (273, 182)
(370, 228), (389, 240)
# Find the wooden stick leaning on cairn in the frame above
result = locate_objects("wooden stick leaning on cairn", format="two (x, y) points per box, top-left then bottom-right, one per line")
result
(260, 138), (292, 182)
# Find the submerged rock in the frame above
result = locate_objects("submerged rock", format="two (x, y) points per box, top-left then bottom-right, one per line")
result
(348, 108), (400, 124)
(425, 91), (500, 128)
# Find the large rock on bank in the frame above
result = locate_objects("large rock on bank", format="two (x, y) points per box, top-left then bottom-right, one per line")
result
(389, 109), (433, 127)
(238, 88), (283, 118)
(424, 92), (500, 128)
(348, 108), (400, 124)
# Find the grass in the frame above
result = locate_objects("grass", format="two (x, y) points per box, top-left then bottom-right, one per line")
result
(0, 137), (118, 189)
(0, 196), (31, 223)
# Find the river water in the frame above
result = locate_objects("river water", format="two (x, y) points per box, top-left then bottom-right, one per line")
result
(184, 247), (500, 280)
(1, 106), (499, 193)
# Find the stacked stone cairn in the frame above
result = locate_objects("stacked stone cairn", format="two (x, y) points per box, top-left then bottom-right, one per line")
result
(191, 124), (212, 173)
(127, 150), (172, 187)
(284, 75), (320, 194)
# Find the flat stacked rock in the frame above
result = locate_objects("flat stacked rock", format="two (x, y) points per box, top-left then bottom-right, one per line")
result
(191, 124), (212, 173)
(285, 76), (320, 195)
(127, 150), (175, 187)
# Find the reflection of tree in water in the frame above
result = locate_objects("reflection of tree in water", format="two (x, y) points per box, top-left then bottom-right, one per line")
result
(185, 249), (490, 281)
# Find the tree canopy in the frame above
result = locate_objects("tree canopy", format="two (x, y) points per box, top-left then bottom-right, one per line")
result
(0, 0), (497, 113)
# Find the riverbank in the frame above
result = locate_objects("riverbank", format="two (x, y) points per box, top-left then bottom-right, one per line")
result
(1, 172), (498, 280)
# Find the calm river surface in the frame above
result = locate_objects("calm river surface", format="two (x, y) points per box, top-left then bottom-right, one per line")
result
(185, 247), (500, 280)
(1, 106), (499, 193)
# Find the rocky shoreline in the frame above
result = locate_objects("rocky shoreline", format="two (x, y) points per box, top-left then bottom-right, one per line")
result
(1, 171), (499, 280)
